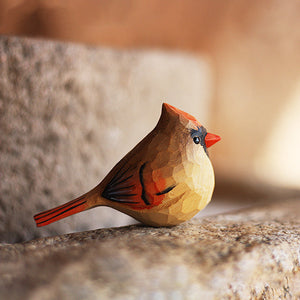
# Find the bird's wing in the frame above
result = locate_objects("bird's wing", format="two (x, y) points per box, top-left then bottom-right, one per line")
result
(102, 162), (176, 210)
(102, 163), (141, 205)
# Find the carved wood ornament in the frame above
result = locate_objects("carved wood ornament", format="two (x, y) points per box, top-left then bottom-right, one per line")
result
(34, 103), (220, 227)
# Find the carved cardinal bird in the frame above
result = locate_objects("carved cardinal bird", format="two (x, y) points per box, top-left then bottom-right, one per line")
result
(34, 103), (220, 227)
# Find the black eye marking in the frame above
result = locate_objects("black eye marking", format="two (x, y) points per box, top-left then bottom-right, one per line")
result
(190, 126), (208, 154)
(193, 136), (200, 144)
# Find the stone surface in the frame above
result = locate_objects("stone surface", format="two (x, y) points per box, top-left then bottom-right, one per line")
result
(0, 199), (299, 299)
(0, 36), (210, 243)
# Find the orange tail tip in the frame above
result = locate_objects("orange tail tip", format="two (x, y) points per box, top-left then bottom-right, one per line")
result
(34, 195), (89, 227)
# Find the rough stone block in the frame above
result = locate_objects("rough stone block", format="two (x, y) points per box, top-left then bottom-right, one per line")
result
(0, 200), (299, 299)
(0, 36), (210, 242)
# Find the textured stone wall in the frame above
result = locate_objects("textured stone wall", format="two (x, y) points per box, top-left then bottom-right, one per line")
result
(0, 36), (210, 242)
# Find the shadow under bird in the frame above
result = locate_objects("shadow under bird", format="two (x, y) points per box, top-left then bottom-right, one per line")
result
(34, 103), (221, 227)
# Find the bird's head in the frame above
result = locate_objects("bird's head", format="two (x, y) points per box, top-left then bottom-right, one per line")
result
(157, 103), (221, 157)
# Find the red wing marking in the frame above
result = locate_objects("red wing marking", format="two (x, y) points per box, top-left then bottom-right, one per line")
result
(102, 162), (175, 210)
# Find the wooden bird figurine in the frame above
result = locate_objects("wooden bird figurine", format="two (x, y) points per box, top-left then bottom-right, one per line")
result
(34, 103), (220, 227)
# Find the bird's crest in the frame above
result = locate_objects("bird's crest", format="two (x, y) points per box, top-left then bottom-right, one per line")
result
(162, 103), (200, 127)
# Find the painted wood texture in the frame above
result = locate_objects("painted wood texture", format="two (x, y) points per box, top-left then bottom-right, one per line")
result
(34, 103), (220, 227)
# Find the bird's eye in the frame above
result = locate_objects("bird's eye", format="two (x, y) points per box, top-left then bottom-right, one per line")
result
(193, 136), (200, 144)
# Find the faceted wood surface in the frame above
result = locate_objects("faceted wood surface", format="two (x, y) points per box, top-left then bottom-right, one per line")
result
(92, 103), (215, 226)
(34, 103), (216, 227)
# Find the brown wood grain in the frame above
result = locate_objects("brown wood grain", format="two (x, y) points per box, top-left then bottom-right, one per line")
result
(34, 103), (218, 227)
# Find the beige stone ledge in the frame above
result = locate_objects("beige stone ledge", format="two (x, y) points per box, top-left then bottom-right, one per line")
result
(0, 199), (299, 299)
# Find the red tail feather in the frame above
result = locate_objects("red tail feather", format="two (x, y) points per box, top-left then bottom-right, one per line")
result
(34, 195), (89, 227)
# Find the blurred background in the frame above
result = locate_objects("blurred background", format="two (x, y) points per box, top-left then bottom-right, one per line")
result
(0, 0), (299, 242)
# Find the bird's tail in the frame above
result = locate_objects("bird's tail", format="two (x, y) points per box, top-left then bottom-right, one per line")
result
(34, 187), (100, 227)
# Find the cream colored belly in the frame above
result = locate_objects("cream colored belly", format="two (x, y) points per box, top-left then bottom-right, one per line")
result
(128, 158), (215, 227)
